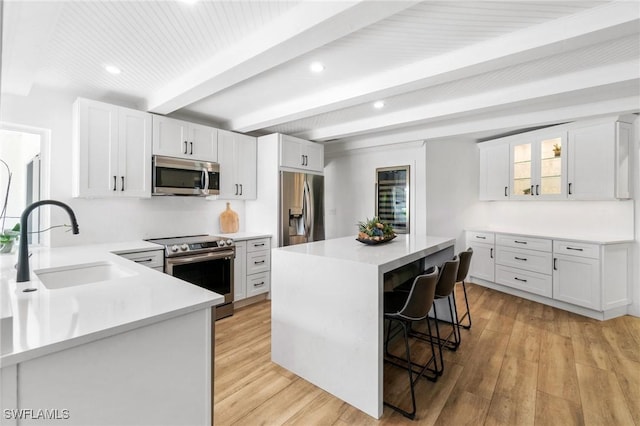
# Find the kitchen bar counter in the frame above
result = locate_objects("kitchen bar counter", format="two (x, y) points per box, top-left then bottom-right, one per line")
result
(271, 234), (455, 419)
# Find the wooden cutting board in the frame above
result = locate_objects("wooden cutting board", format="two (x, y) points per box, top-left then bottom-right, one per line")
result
(219, 202), (239, 233)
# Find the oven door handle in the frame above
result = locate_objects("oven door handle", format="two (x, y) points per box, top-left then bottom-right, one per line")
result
(167, 250), (234, 266)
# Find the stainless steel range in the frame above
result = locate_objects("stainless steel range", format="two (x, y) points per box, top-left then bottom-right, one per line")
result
(147, 235), (235, 320)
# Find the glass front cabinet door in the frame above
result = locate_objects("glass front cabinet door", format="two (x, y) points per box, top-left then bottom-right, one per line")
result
(510, 132), (567, 199)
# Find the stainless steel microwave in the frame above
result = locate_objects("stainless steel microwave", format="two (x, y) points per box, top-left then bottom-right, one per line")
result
(152, 155), (220, 196)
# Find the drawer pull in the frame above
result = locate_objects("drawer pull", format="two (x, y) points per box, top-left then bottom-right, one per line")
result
(514, 277), (528, 282)
(475, 236), (486, 240)
(514, 240), (527, 244)
(514, 257), (527, 261)
(254, 281), (265, 287)
(254, 243), (265, 247)
(134, 258), (154, 263)
(566, 247), (584, 251)
(254, 260), (265, 265)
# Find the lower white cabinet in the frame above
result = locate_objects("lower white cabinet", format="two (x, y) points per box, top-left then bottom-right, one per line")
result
(234, 237), (271, 302)
(116, 249), (164, 272)
(466, 230), (631, 319)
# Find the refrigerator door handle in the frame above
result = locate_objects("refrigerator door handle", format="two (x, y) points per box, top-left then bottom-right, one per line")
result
(303, 179), (313, 240)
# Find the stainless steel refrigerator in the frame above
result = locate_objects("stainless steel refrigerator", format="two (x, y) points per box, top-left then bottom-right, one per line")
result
(280, 171), (324, 246)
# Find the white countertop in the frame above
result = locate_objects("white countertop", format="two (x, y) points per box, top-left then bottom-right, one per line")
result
(215, 232), (272, 242)
(275, 234), (456, 273)
(466, 227), (634, 244)
(0, 240), (224, 366)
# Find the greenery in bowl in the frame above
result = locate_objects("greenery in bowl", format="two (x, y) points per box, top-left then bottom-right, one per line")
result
(357, 217), (395, 241)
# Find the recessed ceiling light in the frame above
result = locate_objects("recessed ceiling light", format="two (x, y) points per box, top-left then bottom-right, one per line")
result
(105, 65), (121, 75)
(373, 101), (385, 109)
(310, 62), (325, 73)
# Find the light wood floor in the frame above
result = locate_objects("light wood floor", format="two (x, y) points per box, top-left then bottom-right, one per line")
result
(214, 283), (640, 425)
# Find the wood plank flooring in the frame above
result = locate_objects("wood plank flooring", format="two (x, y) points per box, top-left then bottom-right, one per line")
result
(214, 283), (640, 425)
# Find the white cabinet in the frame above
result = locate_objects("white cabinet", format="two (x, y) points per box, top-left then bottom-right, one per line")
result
(73, 98), (152, 198)
(218, 130), (257, 200)
(467, 231), (495, 282)
(495, 234), (553, 297)
(152, 115), (218, 162)
(567, 121), (631, 200)
(234, 237), (271, 302)
(510, 131), (567, 200)
(479, 143), (510, 200)
(552, 253), (600, 310)
(280, 134), (324, 173)
(233, 241), (247, 301)
(117, 249), (164, 272)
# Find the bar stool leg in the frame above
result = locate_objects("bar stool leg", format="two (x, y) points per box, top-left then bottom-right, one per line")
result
(459, 280), (473, 329)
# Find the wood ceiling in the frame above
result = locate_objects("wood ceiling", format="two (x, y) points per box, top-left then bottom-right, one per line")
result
(1, 1), (639, 149)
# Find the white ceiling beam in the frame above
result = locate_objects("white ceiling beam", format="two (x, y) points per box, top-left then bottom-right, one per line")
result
(145, 0), (419, 114)
(0, 2), (62, 96)
(295, 61), (639, 141)
(326, 96), (640, 154)
(230, 1), (640, 133)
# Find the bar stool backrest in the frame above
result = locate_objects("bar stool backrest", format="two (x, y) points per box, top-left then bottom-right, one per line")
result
(456, 248), (473, 283)
(393, 268), (439, 322)
(435, 256), (460, 298)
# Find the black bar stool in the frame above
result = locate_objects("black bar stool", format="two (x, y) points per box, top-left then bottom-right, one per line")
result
(383, 268), (439, 420)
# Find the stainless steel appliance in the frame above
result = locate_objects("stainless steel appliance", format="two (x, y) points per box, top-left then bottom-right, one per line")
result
(280, 171), (324, 246)
(147, 235), (235, 320)
(152, 155), (220, 196)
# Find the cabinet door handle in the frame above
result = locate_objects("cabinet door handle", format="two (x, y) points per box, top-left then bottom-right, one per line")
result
(535, 184), (539, 196)
(568, 182), (572, 195)
(514, 256), (527, 261)
(553, 258), (558, 270)
(113, 176), (117, 191)
(566, 247), (584, 251)
(184, 141), (188, 154)
(504, 186), (508, 197)
(254, 281), (265, 287)
(514, 240), (527, 244)
(239, 184), (243, 196)
(190, 142), (193, 155)
(475, 236), (486, 240)
(254, 260), (265, 265)
(530, 185), (534, 196)
(301, 155), (305, 166)
(490, 248), (494, 259)
(121, 176), (125, 191)
(234, 184), (238, 195)
(514, 277), (528, 283)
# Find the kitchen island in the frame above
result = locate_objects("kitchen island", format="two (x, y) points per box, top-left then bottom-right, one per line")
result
(0, 241), (223, 426)
(271, 234), (455, 419)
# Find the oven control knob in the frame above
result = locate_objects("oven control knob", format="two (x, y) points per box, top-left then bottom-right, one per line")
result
(181, 244), (189, 251)
(218, 240), (226, 247)
(171, 245), (179, 253)
(226, 239), (234, 246)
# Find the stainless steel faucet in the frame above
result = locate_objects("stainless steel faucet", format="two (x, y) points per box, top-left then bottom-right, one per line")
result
(16, 200), (79, 282)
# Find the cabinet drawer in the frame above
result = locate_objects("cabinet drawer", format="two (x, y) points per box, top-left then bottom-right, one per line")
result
(495, 246), (552, 275)
(247, 272), (270, 297)
(495, 265), (552, 297)
(246, 250), (270, 275)
(467, 231), (495, 245)
(247, 238), (270, 252)
(553, 240), (600, 259)
(496, 234), (551, 252)
(118, 250), (164, 269)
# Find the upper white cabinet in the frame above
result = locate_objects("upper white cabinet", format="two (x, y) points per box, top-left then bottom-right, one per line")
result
(73, 98), (152, 198)
(152, 115), (218, 162)
(280, 134), (324, 173)
(479, 143), (510, 200)
(478, 117), (632, 201)
(567, 121), (631, 200)
(510, 131), (567, 200)
(218, 130), (257, 200)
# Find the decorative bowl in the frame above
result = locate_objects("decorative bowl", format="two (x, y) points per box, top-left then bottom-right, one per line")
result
(356, 234), (396, 245)
(356, 217), (396, 245)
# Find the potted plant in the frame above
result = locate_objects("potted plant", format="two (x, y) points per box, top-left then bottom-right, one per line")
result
(0, 223), (20, 254)
(553, 143), (561, 157)
(356, 217), (396, 244)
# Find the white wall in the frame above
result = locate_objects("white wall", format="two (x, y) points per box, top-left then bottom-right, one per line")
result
(1, 87), (244, 246)
(324, 141), (427, 240)
(632, 117), (640, 316)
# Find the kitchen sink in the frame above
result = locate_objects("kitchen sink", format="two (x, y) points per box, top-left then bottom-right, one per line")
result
(34, 261), (137, 290)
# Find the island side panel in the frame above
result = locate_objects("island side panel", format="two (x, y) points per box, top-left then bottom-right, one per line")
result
(14, 308), (212, 426)
(271, 249), (382, 418)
